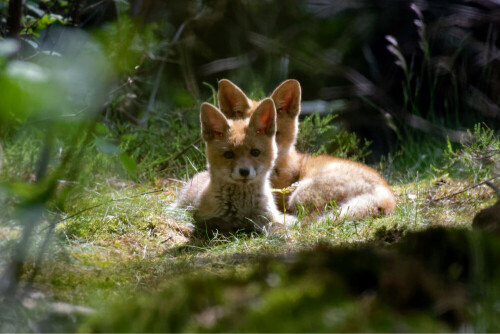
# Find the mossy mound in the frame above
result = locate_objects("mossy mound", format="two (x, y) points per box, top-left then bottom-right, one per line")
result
(82, 227), (500, 332)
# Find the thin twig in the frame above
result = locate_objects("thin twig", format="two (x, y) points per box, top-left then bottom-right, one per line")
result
(432, 175), (500, 201)
(108, 77), (133, 97)
(158, 138), (202, 171)
(28, 217), (58, 283)
(25, 106), (91, 124)
(81, 0), (109, 14)
(140, 61), (165, 127)
(57, 188), (167, 223)
(139, 15), (193, 127)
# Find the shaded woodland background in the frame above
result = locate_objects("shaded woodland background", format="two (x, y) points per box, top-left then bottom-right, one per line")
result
(2, 0), (500, 157)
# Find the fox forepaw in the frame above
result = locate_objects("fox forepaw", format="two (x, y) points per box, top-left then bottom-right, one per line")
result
(262, 221), (287, 236)
(283, 213), (299, 227)
(263, 214), (299, 235)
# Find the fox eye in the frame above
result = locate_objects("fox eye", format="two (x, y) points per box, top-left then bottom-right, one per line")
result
(223, 151), (235, 159)
(250, 149), (260, 157)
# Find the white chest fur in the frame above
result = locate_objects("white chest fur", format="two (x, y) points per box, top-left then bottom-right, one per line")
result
(195, 180), (276, 230)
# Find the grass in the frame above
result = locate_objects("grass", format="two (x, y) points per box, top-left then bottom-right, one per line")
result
(14, 177), (499, 329)
(1, 114), (499, 332)
(24, 169), (496, 332)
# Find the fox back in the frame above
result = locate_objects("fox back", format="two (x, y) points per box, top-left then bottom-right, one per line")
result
(216, 79), (396, 220)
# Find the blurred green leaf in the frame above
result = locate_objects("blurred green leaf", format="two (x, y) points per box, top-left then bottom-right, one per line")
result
(26, 2), (45, 17)
(0, 39), (19, 58)
(95, 138), (120, 155)
(0, 28), (113, 128)
(119, 153), (137, 175)
(203, 82), (217, 105)
(0, 181), (44, 201)
(35, 13), (66, 30)
(95, 123), (111, 136)
(6, 61), (48, 82)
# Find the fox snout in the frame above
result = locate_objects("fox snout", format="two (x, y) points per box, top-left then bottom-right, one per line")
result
(231, 165), (257, 181)
(238, 167), (250, 177)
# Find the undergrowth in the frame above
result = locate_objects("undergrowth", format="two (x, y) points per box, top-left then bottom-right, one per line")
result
(111, 106), (206, 181)
(2, 90), (499, 331)
(297, 113), (372, 161)
(442, 124), (500, 182)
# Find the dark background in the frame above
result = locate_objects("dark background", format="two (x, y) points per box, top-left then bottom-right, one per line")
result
(118, 0), (500, 157)
(2, 0), (500, 159)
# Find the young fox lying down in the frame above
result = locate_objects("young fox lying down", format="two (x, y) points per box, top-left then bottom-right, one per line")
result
(177, 98), (292, 234)
(217, 79), (396, 220)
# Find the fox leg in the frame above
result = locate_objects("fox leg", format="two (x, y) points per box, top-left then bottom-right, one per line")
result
(287, 178), (395, 221)
(337, 185), (396, 220)
(286, 177), (329, 213)
(176, 171), (210, 208)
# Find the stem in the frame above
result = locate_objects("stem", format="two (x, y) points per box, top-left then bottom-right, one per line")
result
(71, 0), (85, 26)
(283, 192), (286, 226)
(7, 0), (23, 38)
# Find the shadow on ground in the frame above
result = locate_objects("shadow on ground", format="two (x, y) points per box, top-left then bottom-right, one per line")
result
(82, 226), (500, 332)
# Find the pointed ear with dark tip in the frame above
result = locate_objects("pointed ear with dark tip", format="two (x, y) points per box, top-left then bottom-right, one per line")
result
(270, 79), (301, 117)
(249, 98), (276, 137)
(217, 79), (251, 119)
(200, 103), (229, 141)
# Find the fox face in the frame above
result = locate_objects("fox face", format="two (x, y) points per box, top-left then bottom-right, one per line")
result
(201, 98), (277, 185)
(217, 79), (301, 157)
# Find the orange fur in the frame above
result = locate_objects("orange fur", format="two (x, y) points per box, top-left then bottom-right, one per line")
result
(177, 99), (295, 233)
(217, 79), (396, 220)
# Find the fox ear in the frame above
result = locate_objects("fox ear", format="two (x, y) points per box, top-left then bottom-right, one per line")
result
(200, 103), (229, 141)
(271, 79), (301, 117)
(218, 79), (251, 119)
(249, 98), (276, 137)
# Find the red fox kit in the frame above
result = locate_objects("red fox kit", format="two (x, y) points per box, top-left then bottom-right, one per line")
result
(217, 79), (396, 220)
(177, 98), (290, 234)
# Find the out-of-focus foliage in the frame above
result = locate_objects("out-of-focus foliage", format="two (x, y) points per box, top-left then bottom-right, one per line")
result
(103, 0), (500, 156)
(82, 228), (500, 332)
(297, 113), (372, 161)
(442, 125), (500, 182)
(0, 1), (118, 317)
(4, 0), (497, 169)
(0, 29), (113, 181)
(0, 32), (110, 127)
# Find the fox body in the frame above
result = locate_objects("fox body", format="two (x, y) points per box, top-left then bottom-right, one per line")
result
(217, 79), (396, 220)
(177, 99), (289, 233)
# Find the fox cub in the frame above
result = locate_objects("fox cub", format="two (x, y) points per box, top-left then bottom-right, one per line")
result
(177, 98), (290, 234)
(217, 79), (396, 220)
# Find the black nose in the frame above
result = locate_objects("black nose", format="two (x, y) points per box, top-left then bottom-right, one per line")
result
(239, 168), (250, 177)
